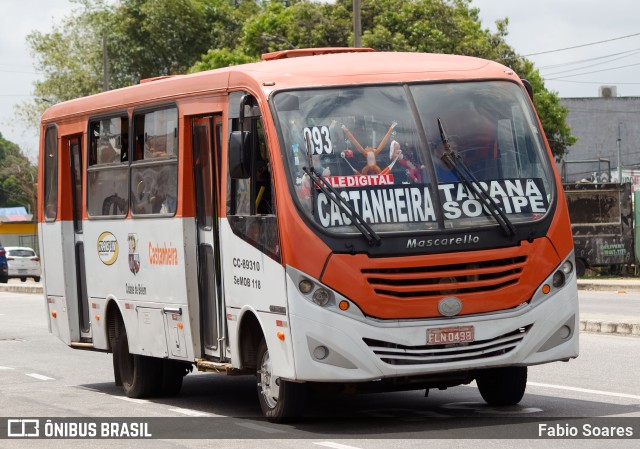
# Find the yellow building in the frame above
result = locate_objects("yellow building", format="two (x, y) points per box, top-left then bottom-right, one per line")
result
(0, 207), (38, 253)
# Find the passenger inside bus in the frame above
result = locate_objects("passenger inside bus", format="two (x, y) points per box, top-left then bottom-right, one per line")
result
(98, 139), (119, 164)
(432, 140), (462, 183)
(427, 96), (499, 181)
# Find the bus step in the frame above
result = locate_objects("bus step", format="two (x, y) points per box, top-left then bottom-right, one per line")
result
(195, 359), (244, 375)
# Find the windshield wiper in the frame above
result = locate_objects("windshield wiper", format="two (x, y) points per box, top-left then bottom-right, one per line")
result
(302, 166), (381, 247)
(437, 117), (517, 237)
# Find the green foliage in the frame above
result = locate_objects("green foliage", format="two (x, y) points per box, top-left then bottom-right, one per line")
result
(241, 0), (350, 56)
(0, 132), (36, 210)
(190, 48), (259, 72)
(21, 0), (251, 119)
(23, 0), (575, 157)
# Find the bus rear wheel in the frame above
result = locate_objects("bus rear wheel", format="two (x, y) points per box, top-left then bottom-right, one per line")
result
(256, 338), (306, 422)
(114, 329), (162, 398)
(476, 366), (527, 406)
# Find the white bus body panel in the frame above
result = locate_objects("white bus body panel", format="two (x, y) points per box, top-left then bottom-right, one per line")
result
(44, 217), (198, 361)
(40, 220), (77, 344)
(219, 220), (296, 379)
(287, 271), (579, 382)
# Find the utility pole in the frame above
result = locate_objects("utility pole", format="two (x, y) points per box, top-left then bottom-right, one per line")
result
(617, 123), (622, 182)
(102, 35), (110, 92)
(353, 0), (362, 48)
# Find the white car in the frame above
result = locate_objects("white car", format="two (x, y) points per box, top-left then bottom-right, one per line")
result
(5, 247), (41, 282)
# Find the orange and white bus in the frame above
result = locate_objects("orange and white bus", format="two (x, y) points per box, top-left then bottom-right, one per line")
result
(38, 48), (578, 422)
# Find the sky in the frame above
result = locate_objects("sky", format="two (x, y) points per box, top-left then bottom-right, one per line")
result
(2, 0), (640, 161)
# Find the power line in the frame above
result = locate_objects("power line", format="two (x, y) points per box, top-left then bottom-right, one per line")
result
(546, 61), (640, 80)
(524, 31), (640, 56)
(541, 50), (640, 77)
(550, 79), (640, 85)
(538, 48), (640, 70)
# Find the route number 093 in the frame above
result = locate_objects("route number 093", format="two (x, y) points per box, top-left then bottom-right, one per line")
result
(304, 126), (333, 155)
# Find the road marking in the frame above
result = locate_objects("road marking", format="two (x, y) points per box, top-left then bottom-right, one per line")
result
(113, 396), (150, 404)
(26, 373), (54, 381)
(0, 366), (15, 370)
(235, 422), (286, 434)
(442, 402), (542, 414)
(72, 386), (99, 392)
(528, 382), (640, 401)
(314, 443), (363, 449)
(167, 407), (217, 417)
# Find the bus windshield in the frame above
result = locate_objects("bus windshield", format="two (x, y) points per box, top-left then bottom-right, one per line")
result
(273, 81), (554, 234)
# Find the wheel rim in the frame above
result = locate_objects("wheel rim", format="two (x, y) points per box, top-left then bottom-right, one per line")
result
(258, 347), (279, 409)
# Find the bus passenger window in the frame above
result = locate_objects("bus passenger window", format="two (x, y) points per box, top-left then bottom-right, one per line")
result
(131, 107), (178, 217)
(43, 126), (58, 221)
(87, 116), (129, 218)
(134, 109), (177, 161)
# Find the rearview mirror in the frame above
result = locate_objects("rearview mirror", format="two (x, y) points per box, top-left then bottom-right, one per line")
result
(229, 131), (252, 179)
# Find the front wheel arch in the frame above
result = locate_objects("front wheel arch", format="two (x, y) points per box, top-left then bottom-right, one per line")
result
(237, 310), (263, 371)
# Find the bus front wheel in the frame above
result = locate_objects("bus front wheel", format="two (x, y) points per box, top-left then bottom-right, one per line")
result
(476, 366), (527, 406)
(114, 329), (162, 398)
(256, 338), (306, 422)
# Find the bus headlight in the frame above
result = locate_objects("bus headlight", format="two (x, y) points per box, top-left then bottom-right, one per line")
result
(560, 260), (573, 275)
(312, 288), (331, 307)
(552, 270), (566, 288)
(298, 279), (314, 294)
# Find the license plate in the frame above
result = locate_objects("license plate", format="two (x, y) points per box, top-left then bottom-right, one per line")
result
(427, 326), (474, 345)
(17, 269), (27, 274)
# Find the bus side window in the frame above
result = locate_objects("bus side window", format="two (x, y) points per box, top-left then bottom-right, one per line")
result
(130, 107), (178, 217)
(227, 93), (279, 261)
(43, 125), (58, 221)
(87, 116), (129, 218)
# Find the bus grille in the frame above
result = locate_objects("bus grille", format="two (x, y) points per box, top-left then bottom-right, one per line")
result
(362, 256), (527, 298)
(363, 325), (531, 366)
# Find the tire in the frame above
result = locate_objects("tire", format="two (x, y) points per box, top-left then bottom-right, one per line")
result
(34, 277), (41, 283)
(256, 338), (306, 422)
(0, 277), (7, 284)
(114, 328), (162, 398)
(20, 277), (26, 282)
(161, 360), (189, 396)
(476, 366), (527, 406)
(575, 259), (586, 277)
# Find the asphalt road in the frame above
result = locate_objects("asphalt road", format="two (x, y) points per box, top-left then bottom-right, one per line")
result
(0, 292), (638, 449)
(578, 289), (640, 323)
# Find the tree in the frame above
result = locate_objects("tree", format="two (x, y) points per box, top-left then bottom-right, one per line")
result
(22, 0), (575, 157)
(19, 0), (250, 127)
(0, 132), (37, 211)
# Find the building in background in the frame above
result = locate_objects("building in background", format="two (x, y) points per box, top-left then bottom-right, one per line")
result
(0, 207), (38, 254)
(561, 88), (640, 189)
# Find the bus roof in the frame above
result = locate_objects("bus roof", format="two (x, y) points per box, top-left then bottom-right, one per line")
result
(41, 51), (517, 122)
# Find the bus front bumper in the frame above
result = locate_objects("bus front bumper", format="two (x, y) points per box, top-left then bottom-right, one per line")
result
(287, 279), (579, 383)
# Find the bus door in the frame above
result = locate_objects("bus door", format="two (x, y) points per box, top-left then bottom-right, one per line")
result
(192, 116), (226, 359)
(68, 135), (91, 340)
